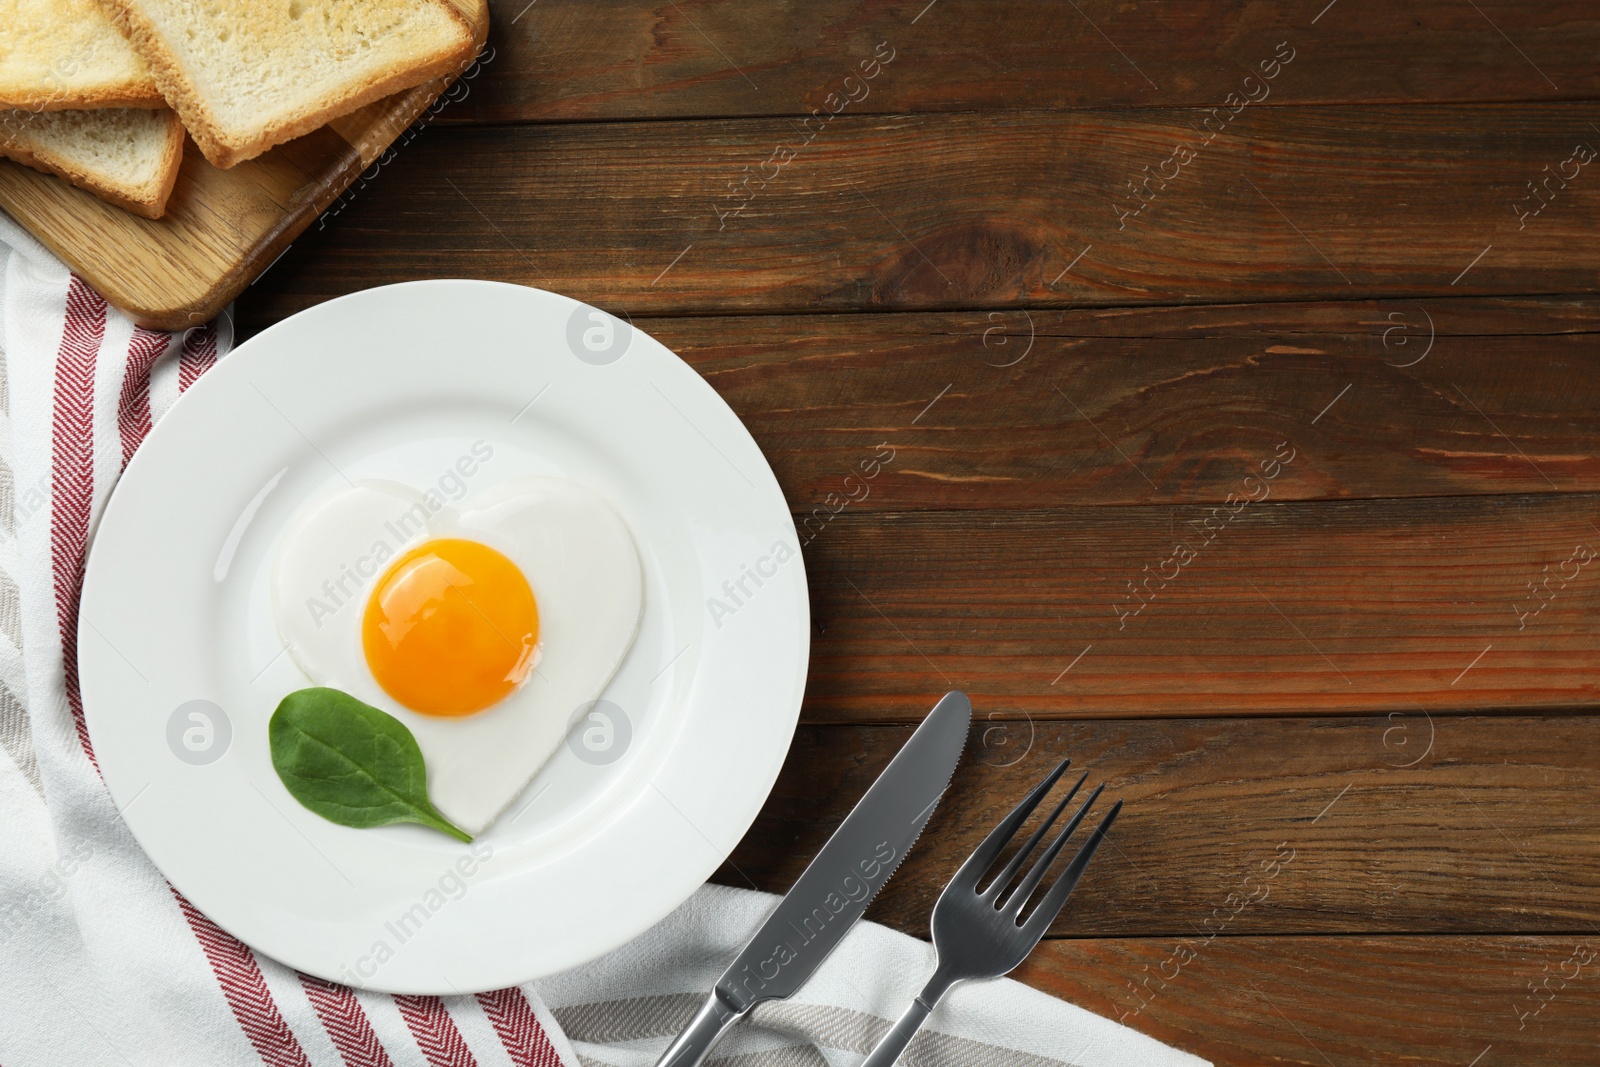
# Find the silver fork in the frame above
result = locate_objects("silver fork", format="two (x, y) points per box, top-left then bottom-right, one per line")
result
(860, 759), (1121, 1067)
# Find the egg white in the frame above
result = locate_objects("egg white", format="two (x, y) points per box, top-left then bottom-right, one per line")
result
(270, 476), (644, 835)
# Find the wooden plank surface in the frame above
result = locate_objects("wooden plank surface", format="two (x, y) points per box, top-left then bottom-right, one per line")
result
(640, 302), (1600, 508)
(717, 720), (1600, 938)
(241, 104), (1600, 323)
(458, 0), (1600, 121)
(797, 495), (1600, 720)
(1016, 934), (1600, 1067)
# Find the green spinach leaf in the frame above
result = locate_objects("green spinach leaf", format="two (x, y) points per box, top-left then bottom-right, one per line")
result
(269, 687), (471, 842)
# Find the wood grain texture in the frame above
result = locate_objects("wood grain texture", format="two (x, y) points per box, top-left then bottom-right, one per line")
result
(1017, 934), (1600, 1067)
(716, 719), (1600, 939)
(792, 494), (1600, 720)
(240, 104), (1600, 323)
(457, 0), (1600, 122)
(597, 302), (1600, 509)
(0, 0), (489, 330)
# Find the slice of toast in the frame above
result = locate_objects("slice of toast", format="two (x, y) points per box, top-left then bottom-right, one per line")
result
(0, 106), (183, 218)
(97, 0), (478, 169)
(0, 0), (163, 110)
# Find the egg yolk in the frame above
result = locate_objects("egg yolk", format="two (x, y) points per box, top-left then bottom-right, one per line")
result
(362, 538), (539, 717)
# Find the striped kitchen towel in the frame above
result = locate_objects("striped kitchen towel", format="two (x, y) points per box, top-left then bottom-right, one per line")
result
(0, 214), (1204, 1067)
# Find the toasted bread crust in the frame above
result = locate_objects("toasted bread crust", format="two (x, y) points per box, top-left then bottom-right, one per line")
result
(0, 108), (182, 218)
(0, 85), (166, 111)
(97, 0), (479, 169)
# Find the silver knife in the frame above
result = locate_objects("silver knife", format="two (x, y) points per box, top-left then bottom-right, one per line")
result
(655, 690), (972, 1067)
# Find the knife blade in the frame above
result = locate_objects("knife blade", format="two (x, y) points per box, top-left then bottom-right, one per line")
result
(655, 690), (971, 1067)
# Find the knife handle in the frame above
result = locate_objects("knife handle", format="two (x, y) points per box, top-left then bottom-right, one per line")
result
(654, 990), (745, 1067)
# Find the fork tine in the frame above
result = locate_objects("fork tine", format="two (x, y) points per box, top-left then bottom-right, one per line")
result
(982, 772), (1087, 901)
(948, 758), (1071, 890)
(1003, 782), (1105, 917)
(1020, 799), (1122, 937)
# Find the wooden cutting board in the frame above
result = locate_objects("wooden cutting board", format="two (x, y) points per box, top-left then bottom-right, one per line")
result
(0, 0), (488, 331)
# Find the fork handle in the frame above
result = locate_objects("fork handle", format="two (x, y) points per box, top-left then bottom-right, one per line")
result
(860, 974), (956, 1067)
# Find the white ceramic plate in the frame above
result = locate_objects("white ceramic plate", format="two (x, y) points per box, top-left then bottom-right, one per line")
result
(79, 280), (808, 993)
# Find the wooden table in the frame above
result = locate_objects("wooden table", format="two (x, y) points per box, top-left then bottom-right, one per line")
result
(236, 3), (1600, 1062)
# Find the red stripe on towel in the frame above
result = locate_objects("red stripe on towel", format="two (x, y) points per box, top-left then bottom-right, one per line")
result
(173, 890), (315, 1067)
(395, 995), (479, 1067)
(117, 328), (170, 469)
(300, 974), (396, 1067)
(179, 323), (217, 393)
(49, 275), (104, 767)
(477, 988), (564, 1067)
